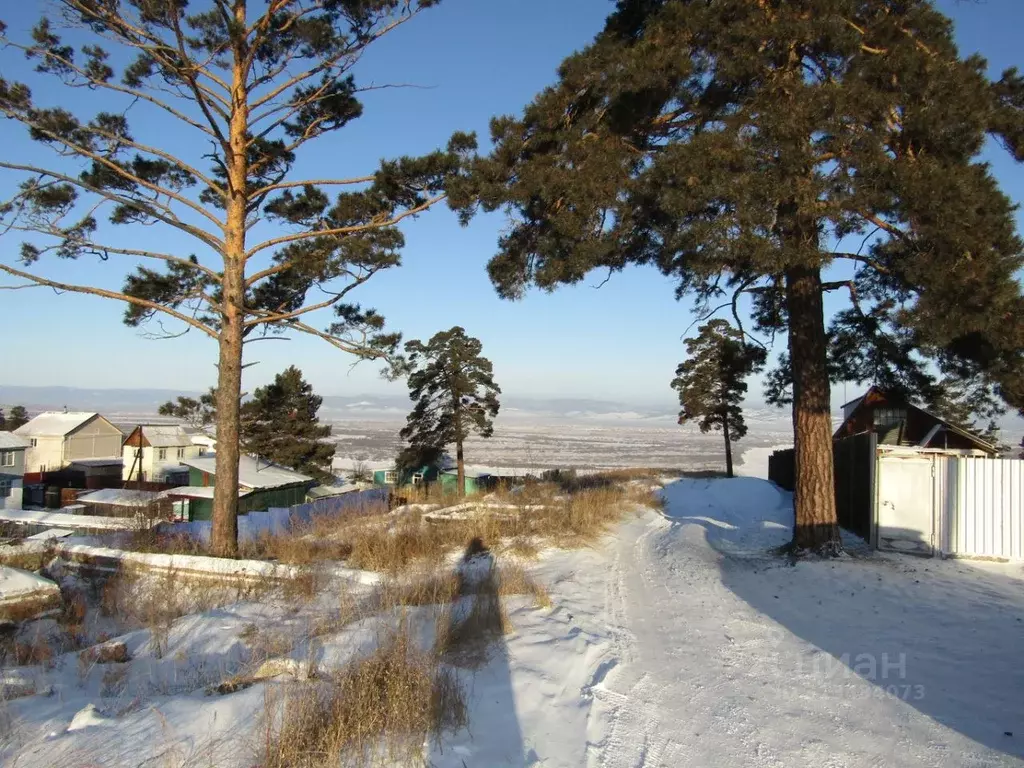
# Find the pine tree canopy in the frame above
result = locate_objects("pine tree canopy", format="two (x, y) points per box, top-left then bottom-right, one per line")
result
(241, 366), (334, 482)
(400, 327), (501, 453)
(160, 368), (334, 481)
(456, 0), (1024, 411)
(672, 319), (766, 441)
(6, 406), (29, 432)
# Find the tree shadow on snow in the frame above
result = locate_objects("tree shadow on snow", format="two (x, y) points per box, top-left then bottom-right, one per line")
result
(661, 476), (1024, 762)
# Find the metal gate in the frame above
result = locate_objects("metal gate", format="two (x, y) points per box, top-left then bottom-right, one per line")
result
(876, 452), (1023, 560)
(876, 455), (937, 555)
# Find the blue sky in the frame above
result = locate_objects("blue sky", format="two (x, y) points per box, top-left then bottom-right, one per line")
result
(0, 0), (1022, 411)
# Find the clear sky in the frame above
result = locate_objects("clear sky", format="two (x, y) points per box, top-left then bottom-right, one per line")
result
(0, 0), (1022, 411)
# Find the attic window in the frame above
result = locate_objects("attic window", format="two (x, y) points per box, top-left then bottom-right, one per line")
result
(874, 407), (907, 429)
(412, 472), (424, 485)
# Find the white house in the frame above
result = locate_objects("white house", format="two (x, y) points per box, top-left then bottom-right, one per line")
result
(14, 412), (124, 473)
(0, 432), (30, 510)
(122, 424), (202, 484)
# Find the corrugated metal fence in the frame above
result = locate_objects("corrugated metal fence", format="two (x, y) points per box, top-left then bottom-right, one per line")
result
(169, 488), (387, 545)
(876, 454), (1023, 560)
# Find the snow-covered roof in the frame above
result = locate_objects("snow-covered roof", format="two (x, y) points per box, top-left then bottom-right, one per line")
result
(307, 483), (362, 499)
(0, 433), (30, 450)
(179, 454), (313, 490)
(69, 457), (123, 468)
(136, 425), (193, 447)
(77, 488), (162, 507)
(442, 468), (492, 479)
(15, 411), (102, 437)
(158, 485), (247, 500)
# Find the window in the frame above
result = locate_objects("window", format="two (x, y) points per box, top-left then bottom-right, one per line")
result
(0, 480), (11, 499)
(158, 448), (167, 460)
(384, 470), (397, 484)
(176, 448), (185, 459)
(412, 472), (424, 486)
(29, 438), (37, 448)
(874, 407), (907, 429)
(134, 448), (143, 458)
(0, 451), (14, 467)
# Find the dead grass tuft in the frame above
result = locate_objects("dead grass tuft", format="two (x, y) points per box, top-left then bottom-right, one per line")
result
(496, 561), (552, 609)
(258, 621), (466, 767)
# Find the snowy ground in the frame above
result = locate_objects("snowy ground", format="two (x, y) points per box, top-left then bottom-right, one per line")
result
(4, 476), (1023, 766)
(433, 478), (1024, 767)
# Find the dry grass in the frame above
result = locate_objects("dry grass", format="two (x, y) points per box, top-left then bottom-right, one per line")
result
(258, 621), (466, 767)
(100, 565), (272, 657)
(496, 561), (552, 609)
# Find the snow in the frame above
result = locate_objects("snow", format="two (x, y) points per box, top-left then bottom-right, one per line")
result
(180, 453), (312, 489)
(735, 442), (791, 479)
(0, 508), (154, 531)
(0, 566), (59, 604)
(14, 411), (100, 437)
(76, 488), (162, 507)
(0, 432), (31, 450)
(5, 476), (1024, 766)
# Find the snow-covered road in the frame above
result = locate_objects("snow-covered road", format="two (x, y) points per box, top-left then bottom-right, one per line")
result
(442, 477), (1024, 767)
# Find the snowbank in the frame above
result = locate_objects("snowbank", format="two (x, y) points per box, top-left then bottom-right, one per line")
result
(659, 476), (792, 553)
(0, 566), (60, 618)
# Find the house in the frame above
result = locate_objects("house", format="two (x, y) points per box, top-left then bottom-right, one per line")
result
(0, 433), (31, 511)
(165, 454), (315, 521)
(372, 463), (441, 488)
(15, 412), (125, 473)
(121, 425), (202, 484)
(834, 386), (998, 456)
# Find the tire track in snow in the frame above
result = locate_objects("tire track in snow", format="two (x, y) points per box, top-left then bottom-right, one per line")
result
(584, 521), (674, 768)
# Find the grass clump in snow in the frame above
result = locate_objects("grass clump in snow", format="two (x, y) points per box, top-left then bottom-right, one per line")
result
(258, 620), (466, 768)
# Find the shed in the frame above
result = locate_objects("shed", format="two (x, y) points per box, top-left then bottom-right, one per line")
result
(75, 488), (170, 519)
(439, 469), (494, 496)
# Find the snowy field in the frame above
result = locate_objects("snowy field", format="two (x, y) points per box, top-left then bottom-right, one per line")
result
(3, 474), (1023, 766)
(328, 419), (795, 476)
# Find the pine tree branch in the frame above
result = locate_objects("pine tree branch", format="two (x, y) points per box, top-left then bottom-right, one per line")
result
(247, 7), (419, 113)
(279, 318), (392, 359)
(0, 162), (225, 253)
(8, 115), (225, 229)
(64, 0), (233, 112)
(0, 263), (218, 338)
(1, 39), (221, 141)
(245, 194), (445, 259)
(2, 225), (219, 281)
(251, 176), (375, 197)
(244, 268), (378, 326)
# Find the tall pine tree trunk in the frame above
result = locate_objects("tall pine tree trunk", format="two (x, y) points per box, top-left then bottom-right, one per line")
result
(723, 411), (734, 478)
(211, 28), (248, 558)
(784, 264), (841, 554)
(456, 437), (465, 499)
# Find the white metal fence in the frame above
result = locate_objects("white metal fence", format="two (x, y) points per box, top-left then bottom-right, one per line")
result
(875, 452), (1024, 560)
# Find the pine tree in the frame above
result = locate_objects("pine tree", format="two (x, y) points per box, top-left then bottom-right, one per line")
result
(456, 0), (1024, 554)
(401, 327), (500, 497)
(672, 321), (766, 478)
(7, 406), (29, 432)
(0, 2), (474, 556)
(159, 390), (218, 433)
(241, 366), (334, 482)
